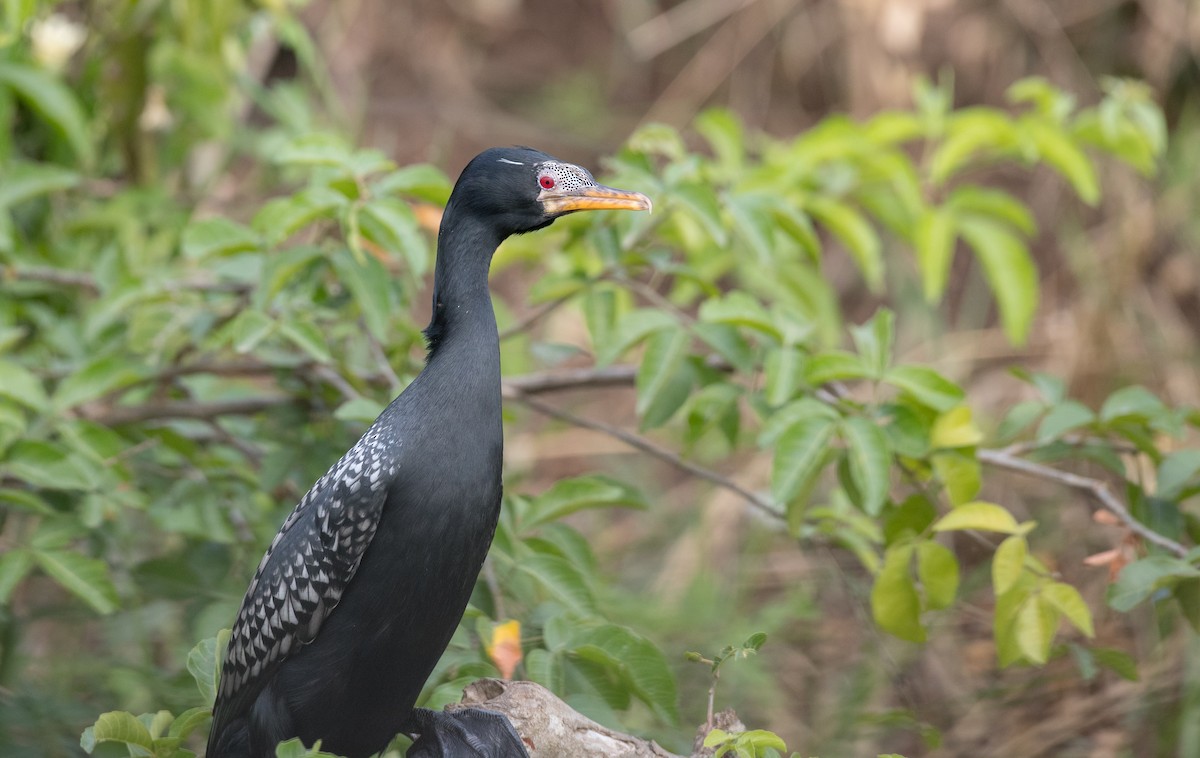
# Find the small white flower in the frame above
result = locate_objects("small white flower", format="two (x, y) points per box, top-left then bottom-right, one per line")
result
(30, 14), (86, 73)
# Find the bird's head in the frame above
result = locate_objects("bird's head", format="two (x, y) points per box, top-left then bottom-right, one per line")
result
(448, 147), (652, 237)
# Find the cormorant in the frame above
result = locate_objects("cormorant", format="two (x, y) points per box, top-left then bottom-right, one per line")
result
(205, 147), (651, 757)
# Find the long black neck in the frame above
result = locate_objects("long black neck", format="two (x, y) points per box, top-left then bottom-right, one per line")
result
(423, 204), (503, 359)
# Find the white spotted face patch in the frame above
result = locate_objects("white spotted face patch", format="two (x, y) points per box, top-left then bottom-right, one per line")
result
(535, 162), (594, 194)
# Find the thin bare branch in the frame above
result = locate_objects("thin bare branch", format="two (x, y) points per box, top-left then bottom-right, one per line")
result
(498, 295), (573, 342)
(977, 447), (1189, 558)
(506, 387), (782, 522)
(82, 397), (290, 426)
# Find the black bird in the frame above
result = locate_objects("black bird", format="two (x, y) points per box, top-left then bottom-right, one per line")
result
(205, 147), (651, 758)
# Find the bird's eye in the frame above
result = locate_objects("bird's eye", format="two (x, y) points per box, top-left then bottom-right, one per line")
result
(539, 175), (556, 190)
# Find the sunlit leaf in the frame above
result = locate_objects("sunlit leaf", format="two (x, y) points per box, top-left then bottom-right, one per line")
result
(934, 501), (1020, 534)
(917, 540), (959, 610)
(807, 197), (884, 292)
(992, 535), (1027, 595)
(914, 206), (956, 301)
(1042, 581), (1094, 637)
(871, 544), (925, 642)
(957, 214), (1039, 345)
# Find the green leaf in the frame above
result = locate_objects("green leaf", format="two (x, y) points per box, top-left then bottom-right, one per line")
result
(1099, 385), (1165, 423)
(167, 707), (212, 741)
(0, 62), (93, 166)
(253, 188), (346, 246)
(995, 400), (1045, 443)
(849, 309), (894, 378)
(0, 488), (54, 514)
(917, 540), (959, 610)
(518, 553), (596, 614)
(596, 309), (677, 366)
(524, 475), (647, 530)
(568, 623), (678, 723)
(1091, 647), (1139, 681)
(0, 161), (79, 208)
(871, 544), (925, 642)
(1042, 581), (1094, 637)
(807, 197), (884, 292)
(957, 214), (1039, 345)
(992, 535), (1027, 595)
(372, 163), (452, 204)
(931, 451), (981, 506)
(34, 549), (118, 614)
(726, 193), (774, 262)
(771, 415), (837, 504)
(930, 109), (1016, 183)
(188, 629), (231, 708)
(914, 206), (957, 301)
(82, 711), (155, 754)
(946, 187), (1037, 236)
(228, 309), (276, 354)
(359, 197), (429, 278)
(1107, 556), (1200, 612)
(53, 355), (145, 411)
(758, 398), (839, 448)
(934, 501), (1020, 534)
(279, 320), (333, 364)
(333, 397), (385, 425)
(673, 182), (728, 245)
(884, 365), (964, 412)
(696, 108), (744, 171)
(1015, 594), (1056, 664)
(1035, 400), (1095, 443)
(0, 549), (33, 604)
(692, 323), (756, 373)
(635, 328), (693, 429)
(330, 248), (394, 342)
(0, 359), (48, 410)
(182, 217), (262, 259)
(4, 440), (100, 490)
(805, 350), (869, 385)
(1157, 450), (1200, 500)
(1022, 117), (1099, 205)
(764, 346), (804, 406)
(930, 406), (984, 448)
(841, 417), (891, 515)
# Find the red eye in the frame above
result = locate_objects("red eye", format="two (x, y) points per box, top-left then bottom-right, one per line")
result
(539, 175), (556, 189)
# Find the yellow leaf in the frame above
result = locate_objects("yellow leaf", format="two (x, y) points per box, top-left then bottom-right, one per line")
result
(931, 406), (984, 449)
(486, 620), (523, 680)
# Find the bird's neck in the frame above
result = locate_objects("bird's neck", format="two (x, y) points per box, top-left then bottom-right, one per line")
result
(423, 209), (503, 365)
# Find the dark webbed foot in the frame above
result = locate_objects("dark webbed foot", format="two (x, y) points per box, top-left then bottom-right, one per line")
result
(407, 707), (528, 758)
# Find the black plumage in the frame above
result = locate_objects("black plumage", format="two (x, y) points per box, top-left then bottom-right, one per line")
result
(206, 147), (651, 758)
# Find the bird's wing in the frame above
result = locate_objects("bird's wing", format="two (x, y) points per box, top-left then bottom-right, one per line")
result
(209, 427), (398, 738)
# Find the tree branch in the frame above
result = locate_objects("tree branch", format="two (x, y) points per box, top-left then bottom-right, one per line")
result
(81, 397), (290, 426)
(505, 387), (782, 522)
(977, 447), (1189, 557)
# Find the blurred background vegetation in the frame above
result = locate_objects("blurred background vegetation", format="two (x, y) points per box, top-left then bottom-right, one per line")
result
(2, 1), (1200, 757)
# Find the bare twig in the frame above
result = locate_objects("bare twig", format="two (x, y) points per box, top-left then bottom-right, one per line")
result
(498, 295), (573, 342)
(977, 447), (1189, 558)
(505, 387), (782, 522)
(3, 265), (252, 295)
(82, 397), (290, 426)
(3, 265), (99, 294)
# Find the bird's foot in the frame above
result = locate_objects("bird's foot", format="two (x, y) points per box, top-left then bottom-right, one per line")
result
(407, 707), (529, 758)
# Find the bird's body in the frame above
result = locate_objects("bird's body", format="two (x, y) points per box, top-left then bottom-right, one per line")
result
(206, 148), (650, 758)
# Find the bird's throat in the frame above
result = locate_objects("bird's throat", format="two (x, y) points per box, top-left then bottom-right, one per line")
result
(423, 211), (503, 365)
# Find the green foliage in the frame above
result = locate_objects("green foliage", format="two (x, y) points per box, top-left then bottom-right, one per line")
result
(0, 3), (1195, 755)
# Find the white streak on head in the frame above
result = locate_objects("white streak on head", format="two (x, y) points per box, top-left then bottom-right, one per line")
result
(497, 158), (524, 165)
